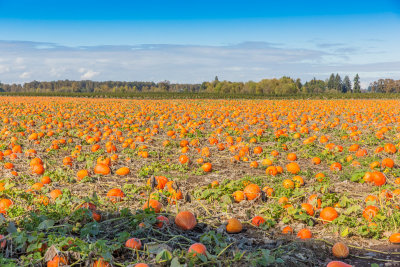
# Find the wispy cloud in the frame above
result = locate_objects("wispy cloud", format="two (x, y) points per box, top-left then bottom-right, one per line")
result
(0, 40), (398, 86)
(316, 43), (346, 48)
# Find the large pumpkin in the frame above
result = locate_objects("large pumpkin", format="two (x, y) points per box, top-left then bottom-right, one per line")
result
(175, 211), (197, 230)
(94, 164), (110, 175)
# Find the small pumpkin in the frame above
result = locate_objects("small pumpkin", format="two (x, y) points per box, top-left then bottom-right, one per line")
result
(286, 162), (300, 174)
(389, 233), (400, 244)
(77, 169), (89, 181)
(142, 199), (162, 213)
(363, 205), (379, 221)
(92, 258), (110, 267)
(155, 215), (169, 228)
(251, 216), (265, 227)
(232, 191), (245, 202)
(326, 261), (352, 267)
(188, 243), (207, 256)
(125, 238), (142, 250)
(106, 188), (124, 203)
(297, 228), (312, 239)
(49, 189), (62, 200)
(202, 163), (212, 172)
(226, 218), (242, 233)
(47, 255), (68, 267)
(332, 242), (349, 258)
(282, 226), (293, 234)
(115, 167), (130, 176)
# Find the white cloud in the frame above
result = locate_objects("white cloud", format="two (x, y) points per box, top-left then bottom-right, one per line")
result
(19, 72), (31, 78)
(0, 65), (10, 73)
(15, 57), (24, 64)
(80, 70), (99, 79)
(0, 40), (398, 87)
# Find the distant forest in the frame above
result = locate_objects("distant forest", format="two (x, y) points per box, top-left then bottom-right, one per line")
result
(0, 74), (399, 94)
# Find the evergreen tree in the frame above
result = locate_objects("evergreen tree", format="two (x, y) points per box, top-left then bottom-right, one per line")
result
(334, 73), (342, 91)
(295, 78), (302, 91)
(342, 75), (351, 93)
(353, 74), (361, 93)
(327, 73), (335, 89)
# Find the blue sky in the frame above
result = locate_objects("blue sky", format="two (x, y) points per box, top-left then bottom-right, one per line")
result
(0, 0), (400, 87)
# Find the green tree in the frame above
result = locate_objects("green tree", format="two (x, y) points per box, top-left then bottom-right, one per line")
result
(295, 78), (302, 91)
(334, 74), (342, 92)
(327, 73), (335, 89)
(353, 74), (361, 93)
(342, 75), (351, 93)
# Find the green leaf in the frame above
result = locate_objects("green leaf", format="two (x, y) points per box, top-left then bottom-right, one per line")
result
(155, 249), (172, 262)
(197, 253), (208, 262)
(27, 242), (41, 252)
(80, 222), (100, 237)
(341, 227), (349, 237)
(117, 231), (130, 243)
(5, 182), (15, 190)
(38, 219), (55, 230)
(201, 189), (212, 199)
(344, 205), (361, 215)
(375, 214), (387, 221)
(170, 257), (183, 267)
(7, 222), (17, 233)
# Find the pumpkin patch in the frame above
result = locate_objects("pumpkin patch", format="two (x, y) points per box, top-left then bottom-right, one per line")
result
(0, 97), (399, 265)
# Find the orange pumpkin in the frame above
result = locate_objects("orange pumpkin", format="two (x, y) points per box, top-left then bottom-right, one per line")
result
(115, 167), (130, 176)
(251, 216), (265, 227)
(31, 164), (45, 175)
(106, 188), (124, 202)
(286, 162), (300, 174)
(49, 189), (62, 200)
(125, 238), (142, 250)
(175, 211), (197, 230)
(363, 205), (379, 221)
(201, 163), (212, 172)
(326, 261), (352, 267)
(320, 207), (338, 223)
(332, 242), (349, 258)
(301, 203), (314, 216)
(243, 184), (261, 200)
(94, 164), (110, 175)
(282, 226), (293, 234)
(372, 171), (386, 186)
(142, 199), (162, 213)
(381, 158), (394, 168)
(226, 218), (242, 233)
(283, 179), (295, 189)
(47, 255), (68, 267)
(92, 258), (110, 267)
(77, 169), (89, 181)
(389, 233), (400, 244)
(188, 243), (207, 256)
(232, 191), (246, 202)
(297, 228), (312, 239)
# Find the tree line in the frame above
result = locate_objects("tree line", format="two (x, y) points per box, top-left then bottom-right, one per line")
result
(0, 80), (201, 93)
(368, 79), (400, 93)
(0, 73), (394, 95)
